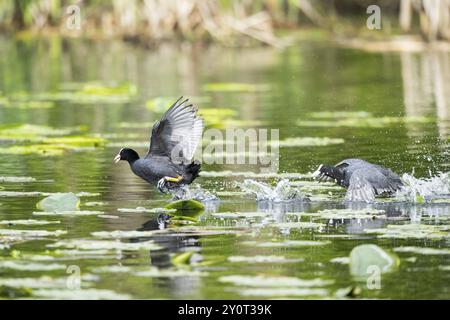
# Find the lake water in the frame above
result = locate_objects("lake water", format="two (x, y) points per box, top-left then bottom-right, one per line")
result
(0, 36), (449, 299)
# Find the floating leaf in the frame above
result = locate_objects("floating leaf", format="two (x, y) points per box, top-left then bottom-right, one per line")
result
(227, 255), (303, 263)
(0, 261), (66, 271)
(0, 219), (60, 226)
(203, 82), (268, 92)
(0, 124), (82, 141)
(364, 224), (450, 240)
(171, 251), (195, 266)
(212, 211), (270, 218)
(33, 211), (104, 216)
(91, 230), (158, 239)
(36, 193), (80, 212)
(299, 208), (386, 220)
(0, 176), (36, 183)
(117, 207), (175, 214)
(393, 246), (450, 255)
(33, 288), (130, 300)
(218, 275), (333, 287)
(236, 287), (329, 297)
(349, 244), (399, 279)
(47, 239), (161, 251)
(330, 257), (350, 264)
(165, 199), (205, 214)
(245, 240), (330, 247)
(43, 136), (107, 147)
(0, 229), (66, 238)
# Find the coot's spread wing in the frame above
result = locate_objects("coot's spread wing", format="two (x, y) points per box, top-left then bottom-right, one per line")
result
(346, 166), (402, 202)
(345, 169), (376, 203)
(147, 97), (204, 163)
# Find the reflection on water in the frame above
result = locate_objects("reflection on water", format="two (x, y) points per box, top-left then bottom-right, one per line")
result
(0, 37), (449, 299)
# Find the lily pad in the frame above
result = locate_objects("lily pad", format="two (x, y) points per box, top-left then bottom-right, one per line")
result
(218, 275), (333, 287)
(212, 212), (270, 219)
(300, 208), (386, 220)
(244, 240), (330, 247)
(91, 230), (158, 239)
(165, 199), (205, 214)
(0, 229), (66, 238)
(203, 82), (268, 92)
(393, 246), (450, 255)
(0, 261), (66, 271)
(33, 211), (104, 216)
(0, 124), (82, 141)
(227, 255), (303, 263)
(117, 207), (175, 214)
(364, 224), (450, 240)
(47, 239), (161, 251)
(349, 244), (399, 279)
(36, 193), (80, 212)
(0, 176), (36, 183)
(33, 288), (130, 300)
(236, 287), (329, 297)
(0, 219), (60, 226)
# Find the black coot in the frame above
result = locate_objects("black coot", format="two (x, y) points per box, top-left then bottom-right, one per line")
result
(313, 158), (403, 202)
(114, 97), (204, 193)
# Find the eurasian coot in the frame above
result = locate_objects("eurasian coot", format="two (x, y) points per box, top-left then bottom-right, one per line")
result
(312, 158), (403, 202)
(114, 97), (204, 193)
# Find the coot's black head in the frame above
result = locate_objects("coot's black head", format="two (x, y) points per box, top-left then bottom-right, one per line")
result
(114, 148), (140, 164)
(312, 164), (338, 182)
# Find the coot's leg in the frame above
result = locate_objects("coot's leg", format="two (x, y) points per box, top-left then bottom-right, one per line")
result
(157, 178), (168, 193)
(157, 176), (183, 194)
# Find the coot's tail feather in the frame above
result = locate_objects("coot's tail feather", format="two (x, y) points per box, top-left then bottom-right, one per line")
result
(183, 161), (201, 184)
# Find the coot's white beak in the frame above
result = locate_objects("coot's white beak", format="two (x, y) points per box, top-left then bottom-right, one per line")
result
(114, 154), (121, 163)
(311, 164), (323, 179)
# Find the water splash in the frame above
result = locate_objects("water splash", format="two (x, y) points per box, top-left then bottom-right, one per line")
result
(396, 172), (450, 203)
(240, 179), (307, 202)
(171, 184), (219, 202)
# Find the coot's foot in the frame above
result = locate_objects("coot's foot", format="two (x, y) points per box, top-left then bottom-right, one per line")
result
(157, 178), (169, 193)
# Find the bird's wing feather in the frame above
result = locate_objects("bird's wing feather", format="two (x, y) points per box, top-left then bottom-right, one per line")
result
(346, 166), (403, 202)
(147, 97), (204, 163)
(345, 170), (376, 203)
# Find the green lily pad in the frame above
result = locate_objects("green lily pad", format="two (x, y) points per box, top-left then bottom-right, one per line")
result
(36, 193), (80, 212)
(47, 239), (161, 251)
(171, 251), (195, 266)
(364, 224), (450, 240)
(393, 246), (450, 255)
(0, 176), (36, 183)
(203, 82), (268, 92)
(43, 136), (107, 147)
(227, 255), (304, 263)
(165, 199), (205, 215)
(349, 244), (399, 279)
(0, 219), (60, 225)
